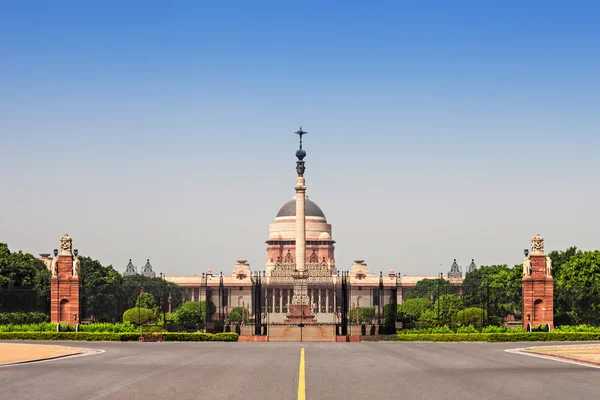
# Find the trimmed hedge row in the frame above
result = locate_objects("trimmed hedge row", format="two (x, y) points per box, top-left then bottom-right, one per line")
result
(0, 332), (239, 342)
(372, 332), (600, 342)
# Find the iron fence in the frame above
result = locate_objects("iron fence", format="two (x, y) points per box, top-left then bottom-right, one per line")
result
(2, 280), (600, 331)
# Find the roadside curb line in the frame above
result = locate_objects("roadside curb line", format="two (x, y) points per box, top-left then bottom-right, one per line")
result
(0, 344), (105, 368)
(505, 346), (600, 369)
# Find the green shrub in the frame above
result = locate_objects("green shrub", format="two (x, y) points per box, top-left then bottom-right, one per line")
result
(0, 322), (57, 332)
(79, 322), (137, 333)
(398, 326), (454, 335)
(416, 309), (439, 328)
(454, 308), (486, 329)
(553, 324), (600, 333)
(349, 307), (376, 323)
(0, 312), (49, 325)
(0, 331), (239, 341)
(385, 332), (600, 342)
(157, 312), (179, 331)
(456, 325), (479, 334)
(162, 332), (239, 341)
(0, 332), (140, 341)
(123, 308), (156, 325)
(482, 325), (509, 333)
(227, 307), (249, 323)
(214, 332), (239, 341)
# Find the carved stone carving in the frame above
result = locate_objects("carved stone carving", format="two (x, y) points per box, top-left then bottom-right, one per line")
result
(72, 257), (81, 278)
(531, 234), (544, 256)
(269, 258), (334, 285)
(59, 234), (73, 256)
(522, 257), (531, 277)
(546, 256), (553, 277)
(51, 256), (59, 278)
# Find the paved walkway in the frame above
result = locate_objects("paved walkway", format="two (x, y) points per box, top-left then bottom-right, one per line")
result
(0, 343), (85, 365)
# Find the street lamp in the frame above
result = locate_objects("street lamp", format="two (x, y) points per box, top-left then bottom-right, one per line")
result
(524, 249), (529, 258)
(160, 272), (166, 329)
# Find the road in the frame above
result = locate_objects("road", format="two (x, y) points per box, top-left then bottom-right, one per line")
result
(1, 341), (599, 400)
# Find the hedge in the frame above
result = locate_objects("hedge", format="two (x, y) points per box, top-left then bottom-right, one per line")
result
(370, 332), (600, 342)
(0, 332), (239, 342)
(0, 312), (49, 325)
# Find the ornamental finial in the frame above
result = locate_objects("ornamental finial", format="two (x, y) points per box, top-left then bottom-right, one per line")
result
(531, 233), (544, 256)
(295, 127), (307, 176)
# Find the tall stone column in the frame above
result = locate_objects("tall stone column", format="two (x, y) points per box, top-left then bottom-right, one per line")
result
(287, 127), (314, 322)
(295, 175), (306, 272)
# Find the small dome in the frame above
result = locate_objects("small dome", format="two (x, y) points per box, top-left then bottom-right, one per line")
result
(319, 232), (331, 240)
(276, 197), (326, 220)
(269, 232), (282, 240)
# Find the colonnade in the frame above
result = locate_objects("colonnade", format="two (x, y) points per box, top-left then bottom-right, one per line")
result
(265, 287), (336, 314)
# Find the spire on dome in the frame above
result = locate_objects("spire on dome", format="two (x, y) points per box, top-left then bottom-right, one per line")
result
(295, 127), (307, 176)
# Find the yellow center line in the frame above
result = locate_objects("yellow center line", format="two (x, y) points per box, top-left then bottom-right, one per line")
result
(298, 347), (306, 400)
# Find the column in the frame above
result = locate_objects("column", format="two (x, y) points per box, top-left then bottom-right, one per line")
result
(279, 289), (283, 313)
(318, 289), (322, 313)
(272, 290), (275, 313)
(326, 289), (329, 313)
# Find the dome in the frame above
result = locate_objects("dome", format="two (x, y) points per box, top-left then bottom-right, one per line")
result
(276, 197), (326, 220)
(319, 232), (331, 240)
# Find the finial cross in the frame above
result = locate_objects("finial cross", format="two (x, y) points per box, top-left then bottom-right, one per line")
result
(295, 127), (307, 149)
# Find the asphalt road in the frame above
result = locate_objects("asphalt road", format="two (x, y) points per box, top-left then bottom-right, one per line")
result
(1, 341), (599, 400)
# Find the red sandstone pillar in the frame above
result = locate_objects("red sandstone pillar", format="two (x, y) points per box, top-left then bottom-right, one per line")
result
(50, 234), (81, 325)
(522, 234), (554, 330)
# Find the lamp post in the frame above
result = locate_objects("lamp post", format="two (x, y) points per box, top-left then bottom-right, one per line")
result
(395, 272), (401, 331)
(437, 272), (442, 325)
(160, 272), (166, 329)
(378, 271), (384, 334)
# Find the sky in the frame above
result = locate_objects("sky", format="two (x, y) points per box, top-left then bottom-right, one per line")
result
(1, 1), (599, 277)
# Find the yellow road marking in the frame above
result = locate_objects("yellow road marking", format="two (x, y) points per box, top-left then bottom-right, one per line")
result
(298, 347), (306, 400)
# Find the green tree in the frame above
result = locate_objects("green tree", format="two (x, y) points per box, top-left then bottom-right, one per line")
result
(555, 250), (600, 325)
(175, 301), (204, 330)
(78, 256), (122, 322)
(0, 244), (50, 313)
(135, 292), (156, 309)
(397, 298), (431, 329)
(433, 294), (463, 326)
(120, 274), (187, 315)
(548, 246), (581, 325)
(405, 278), (453, 300)
(462, 264), (521, 324)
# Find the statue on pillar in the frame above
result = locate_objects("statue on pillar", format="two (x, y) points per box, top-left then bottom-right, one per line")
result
(522, 257), (531, 277)
(546, 256), (553, 277)
(72, 255), (81, 279)
(51, 256), (59, 277)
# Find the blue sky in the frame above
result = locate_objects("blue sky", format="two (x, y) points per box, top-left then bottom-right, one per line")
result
(1, 1), (598, 276)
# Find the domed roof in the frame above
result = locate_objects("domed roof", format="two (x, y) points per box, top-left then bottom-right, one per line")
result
(276, 197), (326, 220)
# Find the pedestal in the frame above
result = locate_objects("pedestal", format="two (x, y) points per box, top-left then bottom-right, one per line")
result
(522, 255), (554, 330)
(284, 304), (315, 324)
(50, 255), (81, 325)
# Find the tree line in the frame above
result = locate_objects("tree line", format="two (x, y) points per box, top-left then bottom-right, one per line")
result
(0, 243), (187, 323)
(398, 247), (600, 328)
